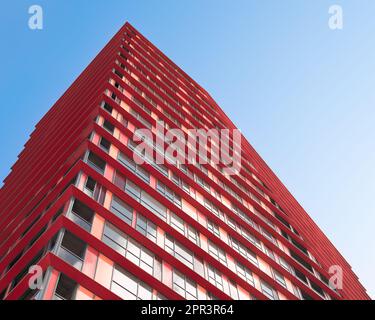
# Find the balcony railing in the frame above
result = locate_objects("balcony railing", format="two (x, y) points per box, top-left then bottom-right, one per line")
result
(68, 211), (92, 232)
(57, 246), (83, 271)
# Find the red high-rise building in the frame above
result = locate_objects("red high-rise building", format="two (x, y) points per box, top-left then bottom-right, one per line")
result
(0, 22), (369, 300)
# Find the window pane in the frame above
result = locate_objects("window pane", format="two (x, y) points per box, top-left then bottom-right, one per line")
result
(111, 197), (133, 224)
(138, 284), (152, 300)
(125, 180), (141, 199)
(142, 193), (166, 219)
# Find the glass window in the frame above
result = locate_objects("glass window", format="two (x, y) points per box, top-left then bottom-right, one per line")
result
(113, 171), (126, 190)
(170, 213), (185, 234)
(136, 214), (157, 242)
(273, 269), (287, 288)
(265, 247), (275, 260)
(207, 220), (220, 237)
(141, 192), (167, 219)
(241, 228), (262, 249)
(260, 281), (279, 300)
(138, 283), (153, 300)
(99, 137), (111, 152)
(235, 262), (255, 286)
(187, 225), (200, 246)
(125, 180), (141, 200)
(227, 217), (238, 230)
(102, 102), (113, 114)
(126, 239), (141, 265)
(207, 265), (224, 291)
(118, 153), (150, 183)
(261, 228), (277, 244)
(229, 280), (239, 300)
(102, 223), (127, 255)
(208, 241), (227, 265)
(156, 163), (169, 176)
(172, 270), (197, 300)
(156, 181), (182, 208)
(165, 235), (194, 269)
(230, 237), (258, 266)
(104, 225), (160, 279)
(110, 196), (133, 225)
(70, 199), (94, 231)
(58, 232), (86, 270)
(54, 274), (77, 300)
(84, 176), (96, 196)
(87, 152), (106, 174)
(137, 166), (150, 183)
(111, 266), (152, 300)
(118, 152), (136, 171)
(103, 119), (115, 134)
(279, 257), (292, 272)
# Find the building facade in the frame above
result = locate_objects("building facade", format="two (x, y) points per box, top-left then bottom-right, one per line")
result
(0, 22), (369, 300)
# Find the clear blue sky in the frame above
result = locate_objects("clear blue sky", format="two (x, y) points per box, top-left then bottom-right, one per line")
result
(1, 0), (374, 298)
